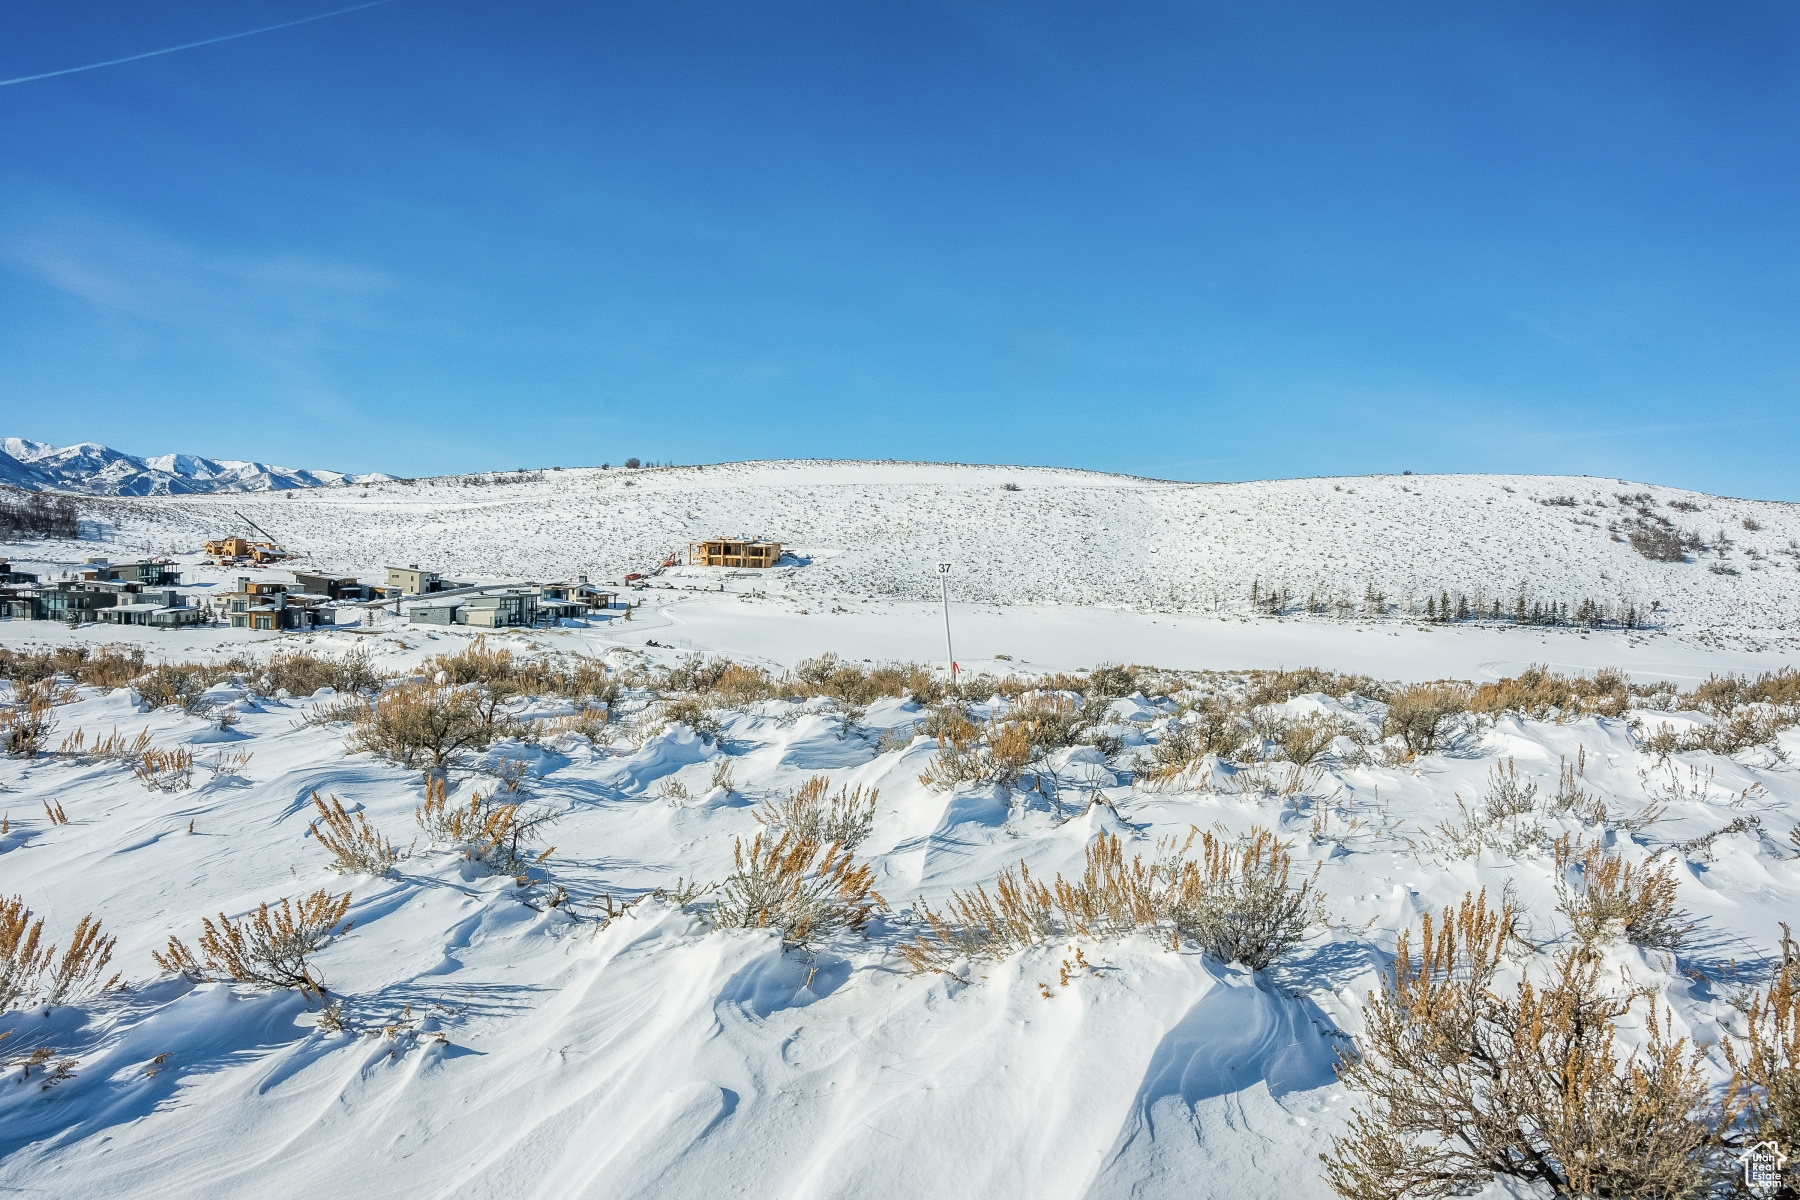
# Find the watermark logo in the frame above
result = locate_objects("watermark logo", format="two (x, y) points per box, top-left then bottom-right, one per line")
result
(1740, 1140), (1790, 1198)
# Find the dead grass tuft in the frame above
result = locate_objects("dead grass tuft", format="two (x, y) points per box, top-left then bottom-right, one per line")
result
(708, 831), (885, 949)
(903, 826), (1322, 973)
(412, 777), (554, 874)
(1, 897), (121, 1011)
(132, 746), (194, 791)
(1, 681), (59, 757)
(57, 726), (151, 763)
(755, 776), (877, 851)
(309, 792), (402, 875)
(153, 890), (352, 1002)
(1554, 836), (1693, 953)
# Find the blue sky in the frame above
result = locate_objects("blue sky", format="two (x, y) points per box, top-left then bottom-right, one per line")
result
(1, 2), (1796, 496)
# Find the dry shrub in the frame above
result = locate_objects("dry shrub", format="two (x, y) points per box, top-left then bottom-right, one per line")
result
(903, 826), (1322, 973)
(300, 693), (377, 727)
(347, 681), (491, 771)
(65, 645), (147, 690)
(876, 724), (917, 754)
(412, 777), (554, 873)
(132, 746), (194, 791)
(756, 775), (877, 850)
(1141, 705), (1247, 786)
(0, 644), (145, 689)
(309, 792), (402, 875)
(787, 653), (942, 707)
(57, 726), (151, 762)
(661, 654), (733, 694)
(1245, 667), (1386, 706)
(134, 660), (244, 711)
(428, 639), (615, 707)
(1554, 836), (1693, 953)
(1181, 827), (1325, 969)
(1326, 891), (1717, 1200)
(255, 648), (382, 698)
(709, 663), (777, 707)
(1470, 664), (1631, 720)
(1381, 681), (1472, 757)
(903, 862), (1057, 970)
(535, 707), (610, 743)
(1672, 710), (1787, 755)
(1481, 758), (1538, 818)
(1724, 927), (1800, 1163)
(1275, 713), (1346, 765)
(917, 716), (1038, 790)
(207, 748), (253, 779)
(708, 831), (884, 950)
(1084, 662), (1141, 699)
(1671, 815), (1763, 864)
(431, 638), (522, 688)
(1, 897), (120, 1011)
(1, 681), (59, 757)
(1685, 668), (1800, 715)
(153, 890), (352, 1002)
(652, 696), (721, 743)
(709, 759), (734, 793)
(1549, 755), (1607, 825)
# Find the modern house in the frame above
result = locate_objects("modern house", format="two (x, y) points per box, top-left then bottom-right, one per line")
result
(386, 565), (447, 595)
(459, 591), (538, 628)
(218, 578), (329, 630)
(102, 561), (182, 587)
(542, 576), (618, 612)
(97, 587), (204, 628)
(293, 573), (374, 601)
(408, 586), (596, 628)
(687, 539), (783, 568)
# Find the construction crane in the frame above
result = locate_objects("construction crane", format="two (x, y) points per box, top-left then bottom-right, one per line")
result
(235, 511), (287, 555)
(202, 512), (295, 566)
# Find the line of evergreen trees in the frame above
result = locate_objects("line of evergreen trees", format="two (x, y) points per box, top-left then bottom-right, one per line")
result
(1250, 579), (1656, 629)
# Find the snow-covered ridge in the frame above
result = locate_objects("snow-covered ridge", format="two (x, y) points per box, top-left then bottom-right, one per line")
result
(77, 459), (1800, 635)
(0, 438), (393, 496)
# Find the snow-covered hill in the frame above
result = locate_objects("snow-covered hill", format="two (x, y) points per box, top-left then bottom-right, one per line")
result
(0, 438), (393, 496)
(76, 459), (1800, 635)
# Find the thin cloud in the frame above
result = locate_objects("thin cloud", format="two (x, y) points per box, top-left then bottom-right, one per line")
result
(0, 0), (402, 88)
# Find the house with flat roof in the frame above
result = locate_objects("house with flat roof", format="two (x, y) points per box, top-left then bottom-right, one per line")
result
(386, 565), (444, 595)
(102, 561), (181, 587)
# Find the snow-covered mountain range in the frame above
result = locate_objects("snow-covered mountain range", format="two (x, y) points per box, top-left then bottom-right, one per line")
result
(0, 438), (393, 496)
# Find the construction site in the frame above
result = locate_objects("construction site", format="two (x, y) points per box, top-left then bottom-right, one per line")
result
(201, 512), (294, 566)
(686, 538), (782, 568)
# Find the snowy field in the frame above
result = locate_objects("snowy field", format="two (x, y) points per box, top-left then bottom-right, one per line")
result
(3, 463), (1799, 1199)
(63, 460), (1800, 643)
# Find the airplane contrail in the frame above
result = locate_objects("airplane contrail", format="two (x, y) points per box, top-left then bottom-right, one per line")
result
(0, 0), (403, 88)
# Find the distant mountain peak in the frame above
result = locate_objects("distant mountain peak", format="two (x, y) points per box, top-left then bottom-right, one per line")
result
(0, 437), (395, 496)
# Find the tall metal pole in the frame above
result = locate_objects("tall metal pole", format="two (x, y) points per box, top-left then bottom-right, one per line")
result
(937, 563), (954, 680)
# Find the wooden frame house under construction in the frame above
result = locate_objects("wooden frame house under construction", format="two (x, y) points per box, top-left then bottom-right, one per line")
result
(688, 539), (782, 569)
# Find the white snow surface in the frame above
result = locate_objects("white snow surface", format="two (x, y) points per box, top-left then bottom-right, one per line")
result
(0, 437), (392, 495)
(68, 459), (1800, 638)
(0, 613), (1796, 1199)
(2, 459), (1799, 1198)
